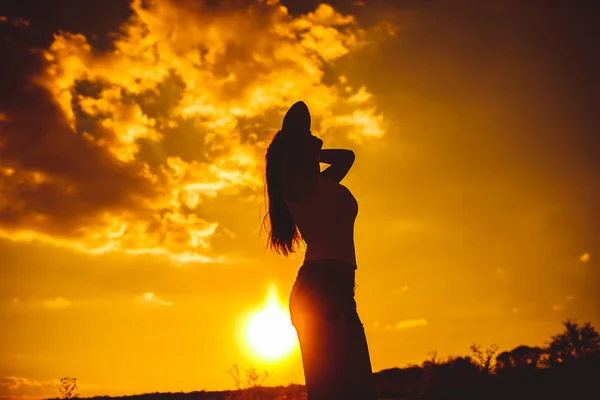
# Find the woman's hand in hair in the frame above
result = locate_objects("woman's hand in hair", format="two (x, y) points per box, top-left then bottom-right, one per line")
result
(319, 149), (355, 183)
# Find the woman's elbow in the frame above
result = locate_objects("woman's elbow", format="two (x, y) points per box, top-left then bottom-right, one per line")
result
(347, 150), (355, 163)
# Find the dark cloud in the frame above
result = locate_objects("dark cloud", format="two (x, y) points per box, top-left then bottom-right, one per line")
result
(0, 0), (384, 259)
(0, 29), (156, 236)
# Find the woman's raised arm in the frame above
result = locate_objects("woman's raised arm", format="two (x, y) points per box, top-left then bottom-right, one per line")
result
(319, 149), (355, 183)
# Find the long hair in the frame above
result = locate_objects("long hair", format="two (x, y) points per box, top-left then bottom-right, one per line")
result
(261, 130), (301, 256)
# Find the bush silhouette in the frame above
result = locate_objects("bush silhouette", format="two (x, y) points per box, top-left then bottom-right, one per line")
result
(57, 377), (79, 400)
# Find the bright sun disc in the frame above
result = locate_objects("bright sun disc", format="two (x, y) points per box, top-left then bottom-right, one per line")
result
(245, 285), (297, 361)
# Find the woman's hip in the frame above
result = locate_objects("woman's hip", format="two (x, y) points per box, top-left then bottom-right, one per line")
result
(289, 259), (359, 324)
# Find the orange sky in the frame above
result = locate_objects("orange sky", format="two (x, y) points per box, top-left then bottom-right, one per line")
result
(1, 0), (599, 398)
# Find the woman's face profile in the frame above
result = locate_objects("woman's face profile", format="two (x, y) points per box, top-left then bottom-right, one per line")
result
(295, 131), (322, 156)
(309, 133), (323, 151)
(281, 131), (321, 172)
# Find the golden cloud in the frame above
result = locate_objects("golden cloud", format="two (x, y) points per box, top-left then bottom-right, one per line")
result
(0, 0), (388, 262)
(390, 319), (428, 330)
(1, 376), (38, 392)
(0, 376), (94, 400)
(136, 292), (174, 307)
(10, 297), (71, 311)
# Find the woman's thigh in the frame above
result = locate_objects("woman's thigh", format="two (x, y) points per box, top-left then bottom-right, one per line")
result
(292, 312), (374, 400)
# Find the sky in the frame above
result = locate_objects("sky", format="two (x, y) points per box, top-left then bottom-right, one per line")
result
(1, 0), (599, 398)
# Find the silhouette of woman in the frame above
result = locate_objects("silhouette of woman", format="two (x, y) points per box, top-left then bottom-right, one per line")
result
(263, 101), (374, 399)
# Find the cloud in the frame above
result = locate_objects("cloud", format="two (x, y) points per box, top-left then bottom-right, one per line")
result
(579, 252), (590, 263)
(550, 295), (575, 312)
(0, 16), (30, 28)
(0, 0), (388, 262)
(388, 318), (428, 330)
(0, 376), (96, 399)
(511, 302), (537, 314)
(42, 297), (71, 309)
(393, 285), (409, 294)
(0, 377), (41, 392)
(0, 376), (57, 399)
(136, 292), (173, 306)
(10, 297), (71, 311)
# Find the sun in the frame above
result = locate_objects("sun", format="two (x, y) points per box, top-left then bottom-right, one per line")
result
(244, 284), (298, 362)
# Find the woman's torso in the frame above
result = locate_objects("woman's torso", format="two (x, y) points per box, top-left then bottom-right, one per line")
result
(284, 176), (358, 275)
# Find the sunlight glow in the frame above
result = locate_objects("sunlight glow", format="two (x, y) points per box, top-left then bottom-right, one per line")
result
(245, 285), (298, 362)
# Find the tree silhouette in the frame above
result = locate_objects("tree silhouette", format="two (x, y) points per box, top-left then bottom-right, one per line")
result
(469, 343), (499, 374)
(435, 356), (479, 380)
(57, 377), (79, 400)
(495, 345), (543, 372)
(546, 319), (600, 365)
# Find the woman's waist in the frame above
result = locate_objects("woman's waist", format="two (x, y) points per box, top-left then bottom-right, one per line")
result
(297, 258), (357, 287)
(304, 246), (356, 271)
(302, 256), (356, 275)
